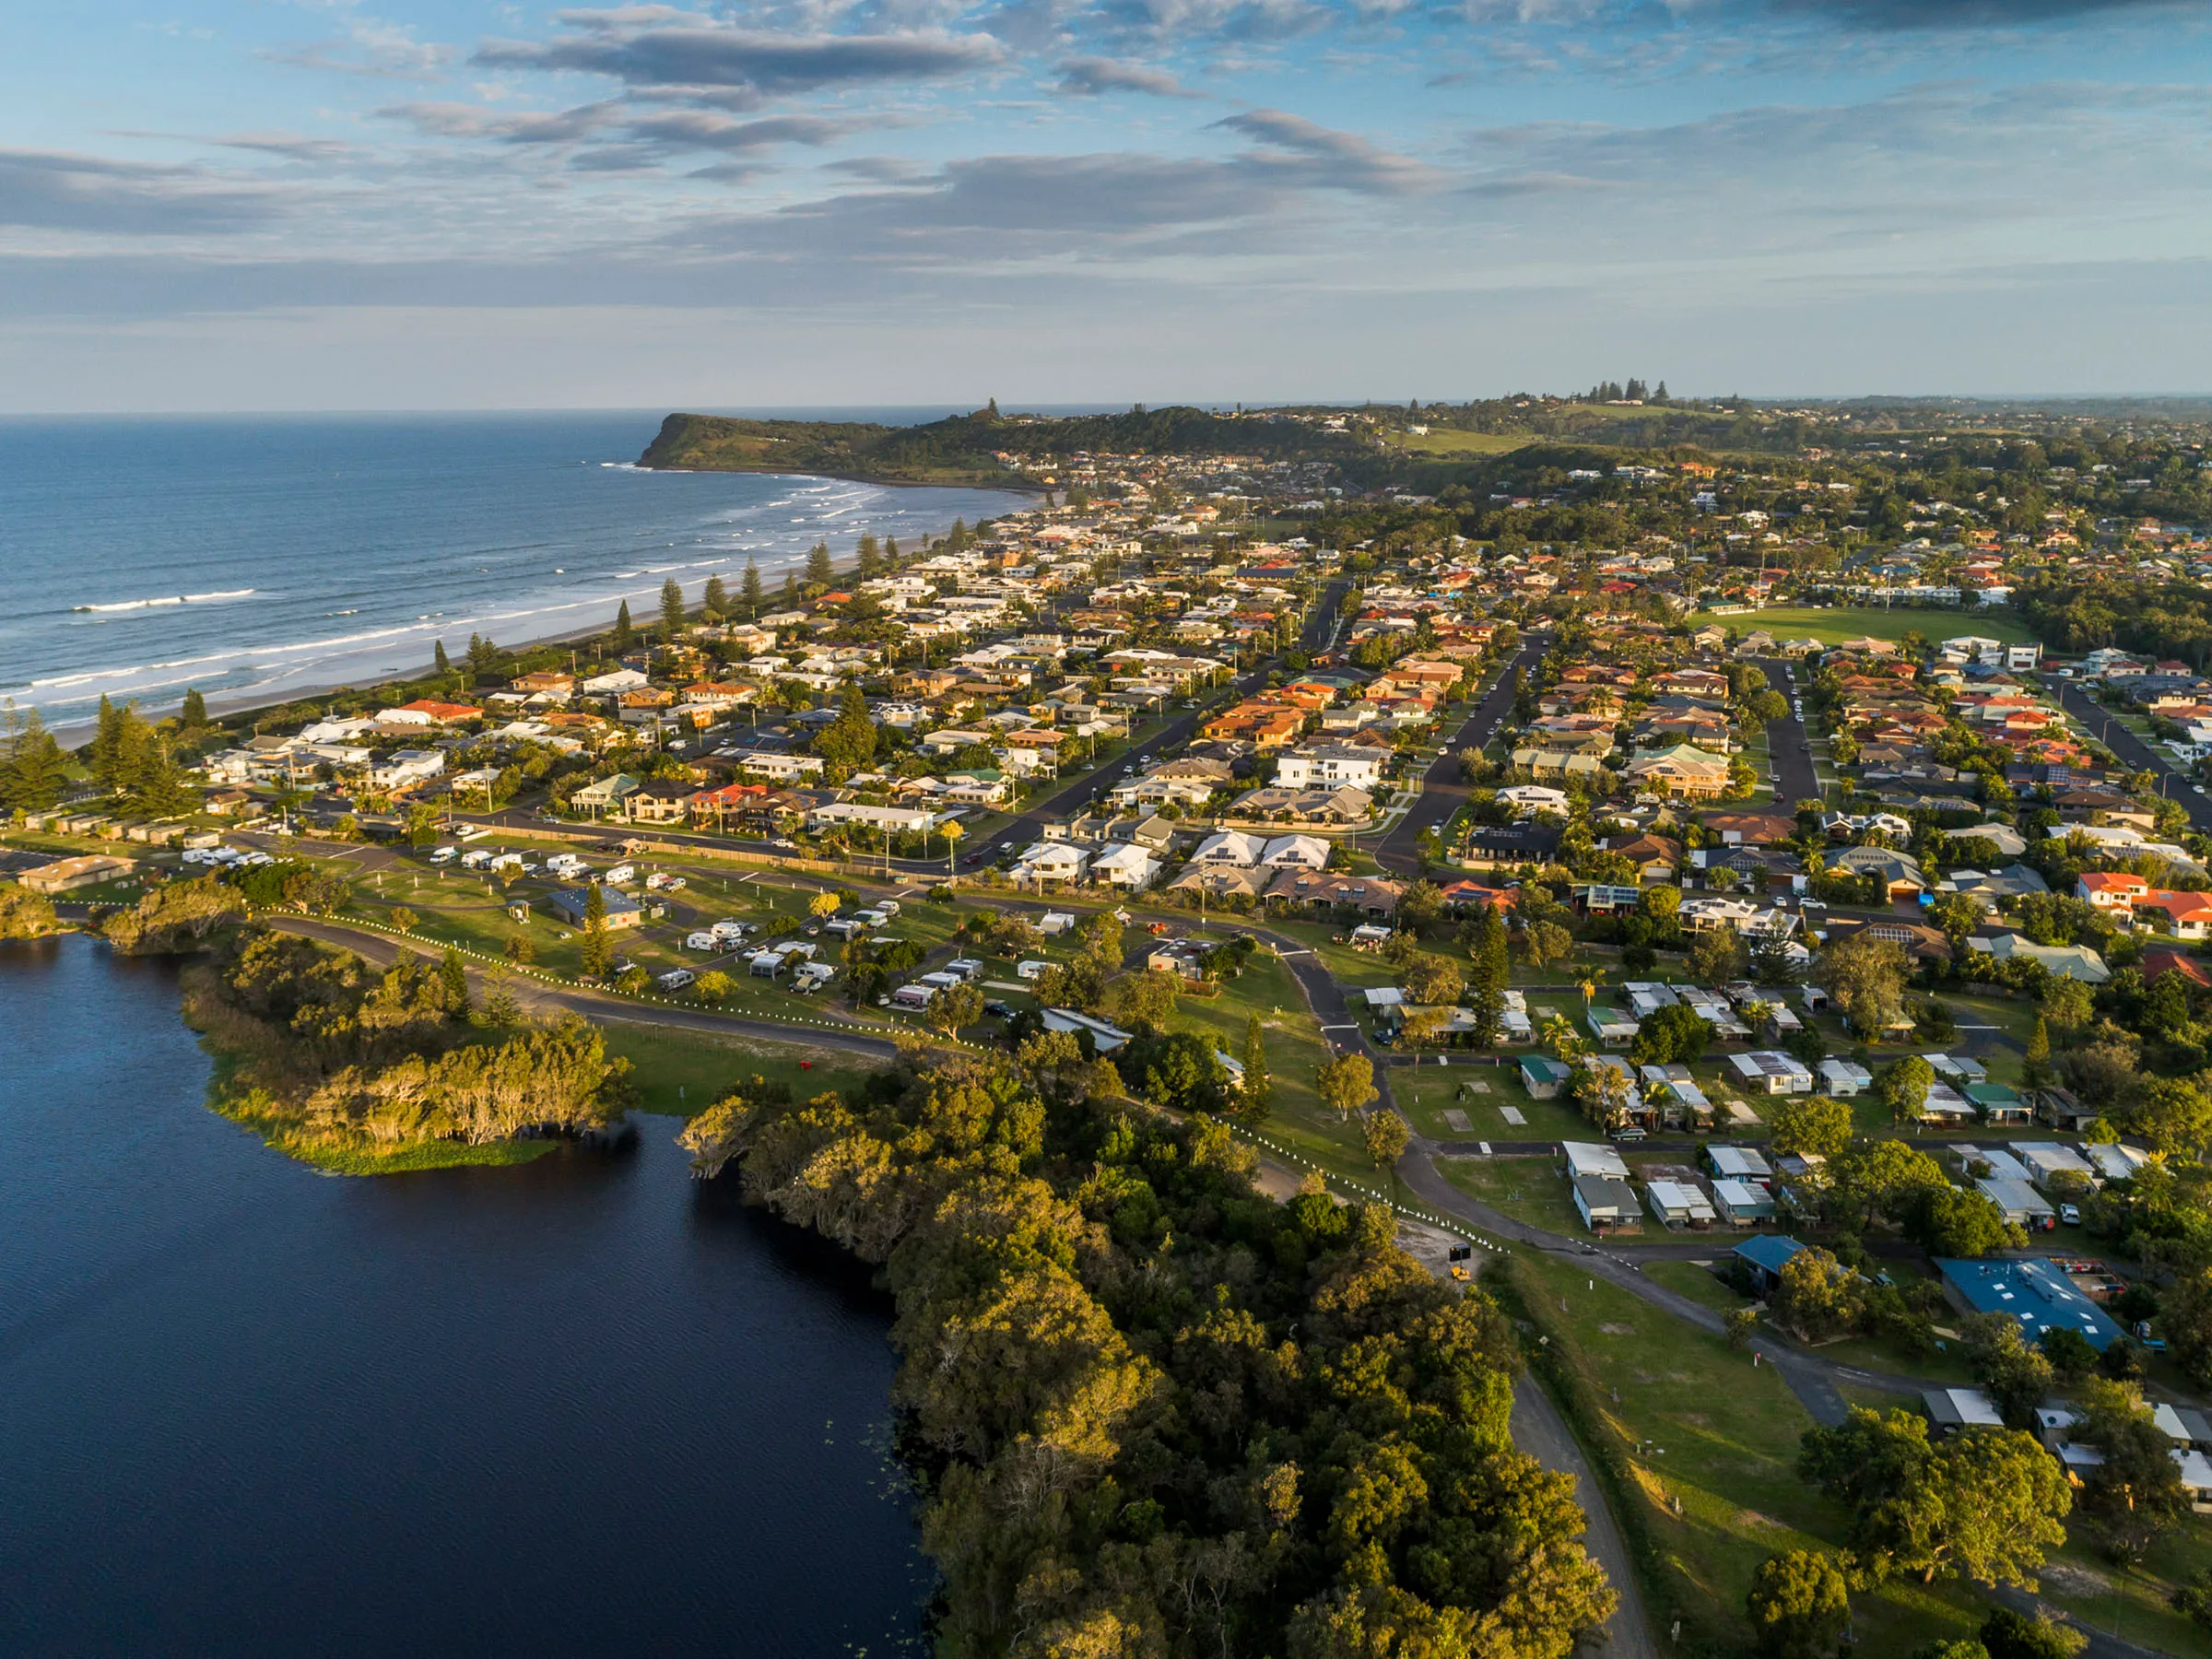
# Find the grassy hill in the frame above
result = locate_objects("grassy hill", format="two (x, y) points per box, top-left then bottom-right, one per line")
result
(639, 405), (1368, 485)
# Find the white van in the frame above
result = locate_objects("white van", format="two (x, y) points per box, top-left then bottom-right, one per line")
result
(429, 845), (459, 865)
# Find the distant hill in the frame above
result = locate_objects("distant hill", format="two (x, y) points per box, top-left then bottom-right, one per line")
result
(638, 406), (1367, 485)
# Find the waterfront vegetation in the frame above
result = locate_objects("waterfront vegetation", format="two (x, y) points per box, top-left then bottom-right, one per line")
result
(679, 1038), (1618, 1659)
(182, 926), (632, 1172)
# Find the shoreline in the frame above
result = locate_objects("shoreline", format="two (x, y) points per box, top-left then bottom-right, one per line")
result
(636, 459), (1046, 496)
(43, 466), (1028, 745)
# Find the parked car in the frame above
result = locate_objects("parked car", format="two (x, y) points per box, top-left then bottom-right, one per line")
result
(983, 1001), (1012, 1018)
(2060, 1202), (2082, 1226)
(771, 837), (797, 850)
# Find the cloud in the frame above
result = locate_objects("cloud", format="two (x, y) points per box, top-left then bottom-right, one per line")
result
(1214, 108), (1442, 193)
(474, 19), (1004, 96)
(1772, 0), (2183, 26)
(623, 112), (855, 151)
(262, 15), (455, 79)
(0, 148), (281, 235)
(1056, 56), (1201, 95)
(386, 100), (624, 143)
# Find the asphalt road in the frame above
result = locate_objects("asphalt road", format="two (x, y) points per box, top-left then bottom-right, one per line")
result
(2042, 674), (2212, 835)
(1370, 633), (1549, 877)
(1510, 1376), (1658, 1659)
(1750, 656), (1822, 809)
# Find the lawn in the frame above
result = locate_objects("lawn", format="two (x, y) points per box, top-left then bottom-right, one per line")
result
(1439, 1153), (1587, 1235)
(598, 1021), (886, 1117)
(1687, 606), (2035, 647)
(1393, 1061), (1592, 1144)
(1506, 1247), (1998, 1654)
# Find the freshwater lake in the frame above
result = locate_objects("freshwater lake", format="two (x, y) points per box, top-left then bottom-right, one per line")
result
(0, 935), (928, 1657)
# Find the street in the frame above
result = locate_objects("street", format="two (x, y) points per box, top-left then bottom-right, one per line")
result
(2041, 674), (2212, 835)
(1370, 633), (1547, 876)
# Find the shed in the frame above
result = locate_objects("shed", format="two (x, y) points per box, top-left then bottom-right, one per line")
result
(1520, 1055), (1572, 1100)
(1562, 1141), (1632, 1182)
(1975, 1177), (2056, 1229)
(1572, 1173), (1640, 1233)
(1707, 1145), (1773, 1181)
(1818, 1059), (1873, 1097)
(1922, 1387), (2005, 1435)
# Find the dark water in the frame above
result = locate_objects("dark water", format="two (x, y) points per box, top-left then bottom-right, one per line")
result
(0, 936), (929, 1658)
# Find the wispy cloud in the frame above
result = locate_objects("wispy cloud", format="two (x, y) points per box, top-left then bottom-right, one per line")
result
(0, 147), (282, 234)
(474, 17), (1004, 98)
(1056, 55), (1202, 95)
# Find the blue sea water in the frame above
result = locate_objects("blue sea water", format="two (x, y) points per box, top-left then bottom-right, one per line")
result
(0, 411), (1026, 729)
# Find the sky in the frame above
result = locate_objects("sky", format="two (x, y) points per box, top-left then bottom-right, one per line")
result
(3, 0), (2211, 410)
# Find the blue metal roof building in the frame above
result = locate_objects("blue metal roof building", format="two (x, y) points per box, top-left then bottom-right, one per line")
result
(1934, 1257), (2124, 1352)
(1733, 1235), (1806, 1292)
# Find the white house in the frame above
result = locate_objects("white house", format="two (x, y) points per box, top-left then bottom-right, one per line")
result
(1274, 746), (1386, 791)
(741, 752), (827, 782)
(1260, 834), (1331, 869)
(1089, 843), (1161, 891)
(1728, 1051), (1815, 1095)
(1013, 841), (1091, 886)
(1041, 1007), (1133, 1053)
(370, 748), (445, 789)
(807, 802), (936, 835)
(1194, 830), (1269, 867)
(1497, 784), (1571, 816)
(1818, 1059), (1874, 1097)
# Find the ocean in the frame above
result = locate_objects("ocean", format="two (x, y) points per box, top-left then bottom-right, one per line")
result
(0, 411), (1028, 731)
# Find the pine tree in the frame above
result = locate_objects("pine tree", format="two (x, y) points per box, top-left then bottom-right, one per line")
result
(702, 575), (728, 618)
(1241, 1014), (1272, 1124)
(659, 577), (685, 637)
(2024, 1016), (2052, 1088)
(1466, 905), (1508, 1044)
(814, 681), (877, 771)
(741, 559), (764, 620)
(781, 571), (800, 606)
(2, 706), (65, 810)
(947, 518), (969, 551)
(440, 946), (471, 1018)
(613, 601), (633, 652)
(855, 533), (880, 580)
(89, 694), (123, 786)
(883, 535), (900, 567)
(580, 883), (614, 979)
(180, 688), (208, 726)
(806, 541), (836, 588)
(433, 639), (451, 675)
(467, 633), (500, 673)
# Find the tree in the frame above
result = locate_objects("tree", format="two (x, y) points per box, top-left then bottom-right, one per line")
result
(1909, 1183), (2024, 1259)
(1521, 918), (1573, 970)
(2137, 1076), (2212, 1158)
(432, 638), (451, 676)
(658, 578), (685, 638)
(1828, 1137), (1947, 1232)
(0, 704), (65, 811)
(1746, 1548), (1851, 1659)
(1769, 1246), (1864, 1342)
(1977, 1608), (2086, 1659)
(928, 981), (985, 1036)
(854, 532), (880, 579)
(1725, 1306), (1760, 1349)
(1571, 1057), (1631, 1132)
(1109, 968), (1180, 1034)
(1881, 1054), (1935, 1127)
(1688, 927), (1747, 984)
(1465, 905), (1508, 1043)
(806, 540), (836, 587)
(2023, 1016), (2052, 1088)
(613, 600), (633, 652)
(180, 687), (208, 725)
(2163, 1265), (2212, 1390)
(741, 559), (764, 620)
(1240, 1015), (1272, 1124)
(579, 882), (615, 979)
(1769, 1094), (1852, 1160)
(2041, 974), (2095, 1032)
(1799, 1407), (2071, 1587)
(1818, 933), (1911, 1037)
(1632, 1003), (1712, 1065)
(1404, 951), (1464, 1006)
(808, 889), (842, 919)
(440, 946), (471, 1018)
(1640, 883), (1681, 926)
(2040, 1326), (2099, 1387)
(1360, 1109), (1409, 1178)
(814, 682), (879, 772)
(694, 969), (732, 1003)
(2071, 1377), (2190, 1562)
(1316, 1052), (1377, 1121)
(1963, 1313), (2055, 1430)
(702, 574), (728, 618)
(1928, 890), (1984, 942)
(1751, 924), (1803, 988)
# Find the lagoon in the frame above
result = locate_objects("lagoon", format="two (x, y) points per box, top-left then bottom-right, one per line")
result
(0, 935), (926, 1657)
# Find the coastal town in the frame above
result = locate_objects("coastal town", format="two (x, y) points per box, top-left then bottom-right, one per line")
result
(15, 399), (2212, 1654)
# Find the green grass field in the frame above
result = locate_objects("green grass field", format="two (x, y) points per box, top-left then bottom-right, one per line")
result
(1382, 428), (1533, 456)
(599, 1021), (885, 1117)
(1687, 606), (2035, 647)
